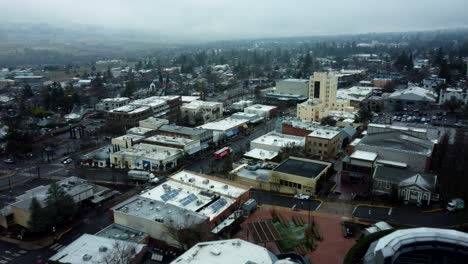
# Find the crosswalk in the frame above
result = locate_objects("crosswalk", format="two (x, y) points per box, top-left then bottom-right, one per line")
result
(0, 250), (27, 264)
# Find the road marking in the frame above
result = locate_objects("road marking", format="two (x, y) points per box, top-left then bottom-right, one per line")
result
(18, 250), (27, 254)
(421, 208), (443, 213)
(3, 257), (11, 260)
(4, 251), (11, 254)
(0, 260), (7, 264)
(55, 245), (65, 251)
(50, 243), (60, 250)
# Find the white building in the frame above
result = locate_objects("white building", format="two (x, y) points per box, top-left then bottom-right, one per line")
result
(198, 118), (249, 143)
(243, 104), (278, 120)
(337, 86), (378, 107)
(171, 239), (281, 264)
(231, 100), (254, 111)
(111, 134), (145, 149)
(181, 100), (223, 125)
(96, 97), (130, 111)
(142, 135), (201, 154)
(250, 131), (305, 153)
(110, 143), (182, 171)
(49, 234), (146, 264)
(112, 171), (249, 248)
(439, 87), (468, 105)
(138, 117), (169, 130)
(130, 96), (169, 118)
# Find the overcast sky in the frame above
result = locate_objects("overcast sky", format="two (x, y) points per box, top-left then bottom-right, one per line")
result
(2, 0), (468, 40)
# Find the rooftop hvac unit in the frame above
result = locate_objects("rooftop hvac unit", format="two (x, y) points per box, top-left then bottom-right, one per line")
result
(188, 177), (195, 183)
(202, 179), (210, 184)
(223, 185), (228, 189)
(82, 254), (92, 261)
(99, 246), (108, 252)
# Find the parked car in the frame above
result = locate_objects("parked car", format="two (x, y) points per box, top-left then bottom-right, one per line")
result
(3, 158), (16, 164)
(294, 194), (310, 200)
(63, 158), (73, 164)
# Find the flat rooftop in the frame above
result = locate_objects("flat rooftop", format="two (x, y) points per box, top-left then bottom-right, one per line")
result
(273, 158), (329, 179)
(49, 234), (145, 264)
(251, 132), (305, 148)
(244, 104), (278, 111)
(131, 96), (167, 107)
(112, 134), (145, 142)
(103, 97), (129, 102)
(170, 171), (248, 199)
(109, 105), (150, 114)
(114, 196), (207, 228)
(127, 127), (154, 135)
(95, 223), (148, 244)
(171, 239), (276, 264)
(198, 118), (248, 132)
(243, 148), (278, 161)
(308, 129), (340, 139)
(280, 78), (309, 83)
(182, 100), (223, 109)
(144, 135), (196, 145)
(158, 125), (208, 136)
(139, 183), (228, 220)
(350, 150), (378, 161)
(113, 144), (182, 160)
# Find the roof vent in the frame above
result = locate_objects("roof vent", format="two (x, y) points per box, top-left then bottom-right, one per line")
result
(210, 248), (221, 256)
(202, 179), (210, 184)
(223, 185), (228, 189)
(82, 254), (92, 261)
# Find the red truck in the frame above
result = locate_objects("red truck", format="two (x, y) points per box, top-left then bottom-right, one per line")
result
(213, 147), (232, 159)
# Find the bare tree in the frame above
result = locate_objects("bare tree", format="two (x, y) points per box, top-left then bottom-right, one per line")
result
(164, 221), (212, 250)
(98, 241), (137, 264)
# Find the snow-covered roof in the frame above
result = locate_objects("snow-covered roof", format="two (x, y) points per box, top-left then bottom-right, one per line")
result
(244, 104), (278, 112)
(389, 86), (436, 102)
(171, 239), (277, 264)
(243, 148), (278, 161)
(251, 132), (305, 148)
(308, 129), (340, 139)
(49, 234), (145, 264)
(198, 118), (248, 132)
(350, 150), (378, 161)
(365, 228), (468, 263)
(336, 86), (377, 101)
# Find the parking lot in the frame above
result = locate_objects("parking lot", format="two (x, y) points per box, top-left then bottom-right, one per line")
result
(372, 110), (461, 127)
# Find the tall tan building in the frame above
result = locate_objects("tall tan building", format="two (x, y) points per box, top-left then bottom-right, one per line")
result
(298, 72), (355, 122)
(309, 72), (338, 107)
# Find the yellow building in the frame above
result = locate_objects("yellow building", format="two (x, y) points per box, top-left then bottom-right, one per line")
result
(305, 129), (341, 160)
(309, 72), (337, 107)
(234, 157), (332, 195)
(298, 72), (356, 122)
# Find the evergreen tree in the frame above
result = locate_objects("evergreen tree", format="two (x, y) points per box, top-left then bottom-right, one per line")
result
(45, 182), (77, 225)
(28, 197), (47, 233)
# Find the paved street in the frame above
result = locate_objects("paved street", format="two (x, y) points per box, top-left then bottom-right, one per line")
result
(353, 205), (468, 227)
(250, 190), (322, 211)
(185, 118), (277, 174)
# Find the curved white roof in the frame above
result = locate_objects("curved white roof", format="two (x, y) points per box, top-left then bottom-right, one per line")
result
(365, 227), (468, 263)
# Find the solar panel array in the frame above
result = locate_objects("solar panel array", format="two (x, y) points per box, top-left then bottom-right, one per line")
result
(160, 189), (180, 202)
(179, 193), (198, 206)
(210, 198), (228, 213)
